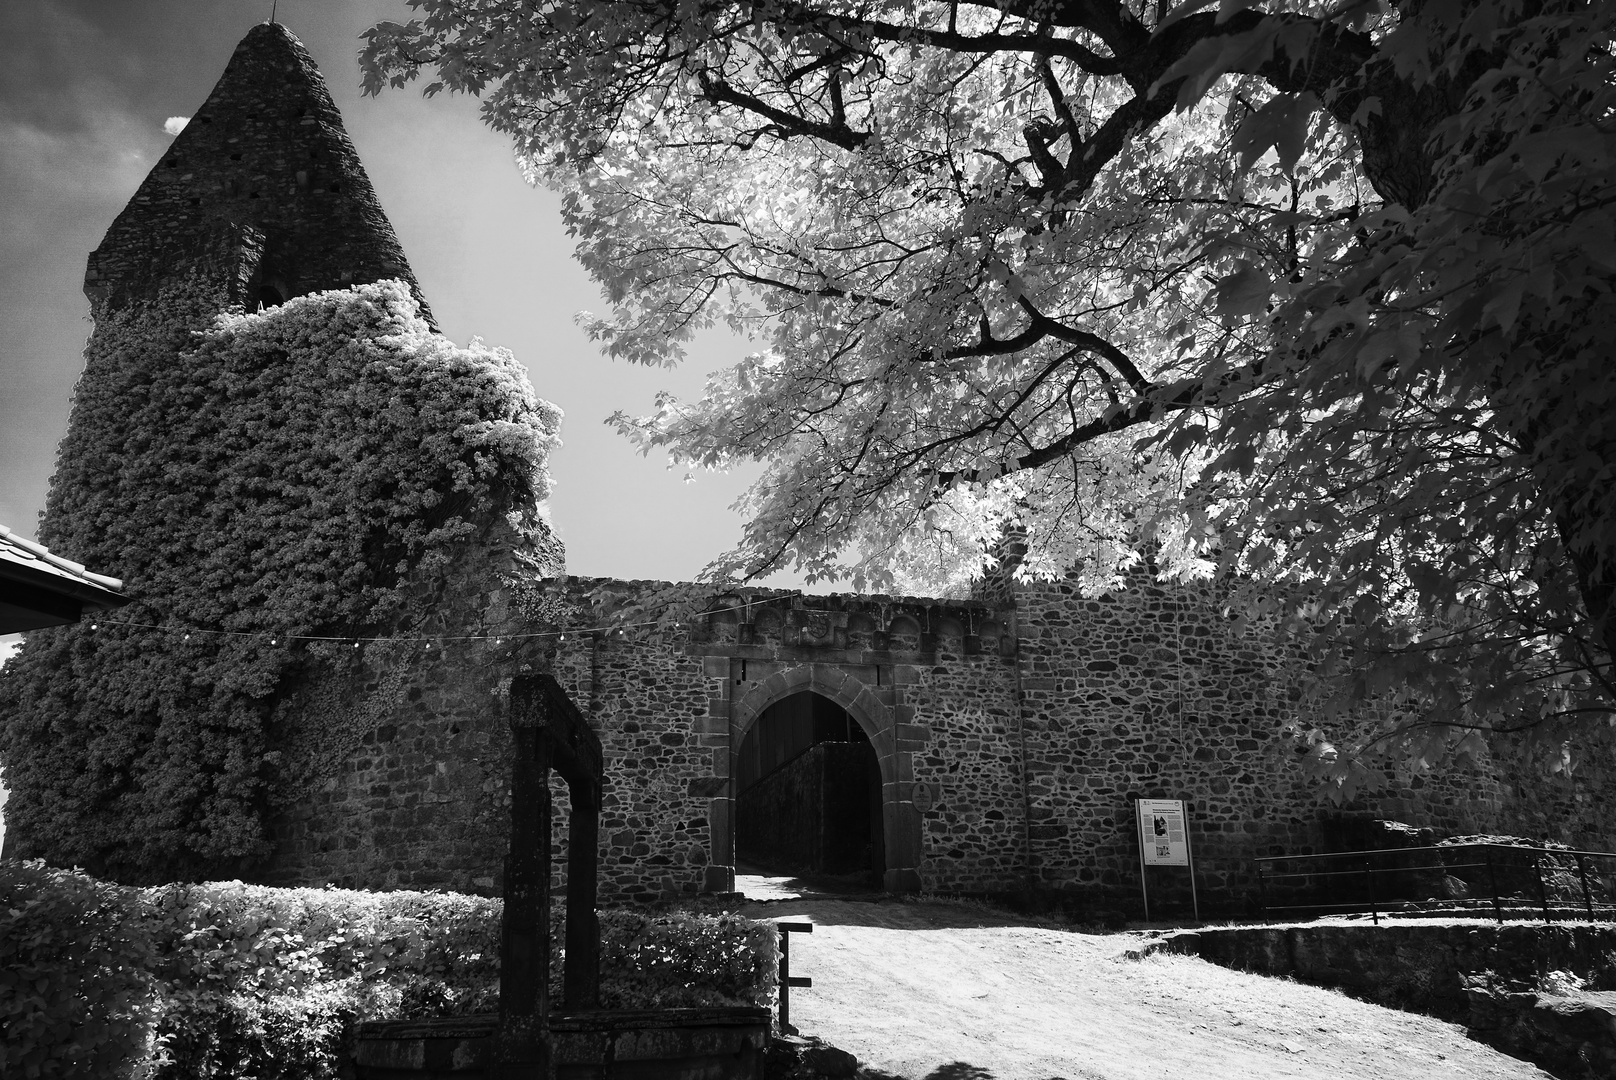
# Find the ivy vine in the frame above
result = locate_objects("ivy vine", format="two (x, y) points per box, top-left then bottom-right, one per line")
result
(0, 281), (561, 882)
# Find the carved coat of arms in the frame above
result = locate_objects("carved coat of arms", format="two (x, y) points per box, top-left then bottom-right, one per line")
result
(801, 612), (832, 644)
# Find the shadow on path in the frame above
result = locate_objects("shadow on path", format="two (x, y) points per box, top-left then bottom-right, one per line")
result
(861, 1062), (1101, 1080)
(741, 895), (1068, 930)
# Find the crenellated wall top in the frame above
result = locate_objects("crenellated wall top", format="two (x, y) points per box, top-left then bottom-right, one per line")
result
(548, 576), (1017, 661)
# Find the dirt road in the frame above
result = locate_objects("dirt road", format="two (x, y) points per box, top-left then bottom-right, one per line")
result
(740, 898), (1551, 1080)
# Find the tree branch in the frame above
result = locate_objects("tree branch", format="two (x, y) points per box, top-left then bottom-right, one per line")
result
(696, 70), (871, 149)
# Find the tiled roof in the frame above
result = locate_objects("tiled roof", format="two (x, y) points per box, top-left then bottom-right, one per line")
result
(0, 524), (125, 596)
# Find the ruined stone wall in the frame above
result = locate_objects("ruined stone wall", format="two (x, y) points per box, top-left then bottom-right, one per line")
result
(254, 567), (1615, 911)
(898, 628), (1027, 893)
(1009, 572), (1539, 912)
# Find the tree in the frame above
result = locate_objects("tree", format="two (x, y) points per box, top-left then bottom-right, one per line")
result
(362, 0), (1615, 786)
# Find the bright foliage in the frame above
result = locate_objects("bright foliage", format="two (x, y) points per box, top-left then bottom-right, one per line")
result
(0, 862), (778, 1080)
(362, 0), (1615, 784)
(0, 281), (561, 880)
(0, 863), (159, 1080)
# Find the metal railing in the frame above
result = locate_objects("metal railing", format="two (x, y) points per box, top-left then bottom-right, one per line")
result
(1255, 843), (1616, 924)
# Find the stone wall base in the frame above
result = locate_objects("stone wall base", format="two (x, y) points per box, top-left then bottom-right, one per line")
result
(354, 1008), (770, 1080)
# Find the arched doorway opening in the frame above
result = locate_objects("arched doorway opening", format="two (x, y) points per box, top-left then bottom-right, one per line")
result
(734, 690), (884, 884)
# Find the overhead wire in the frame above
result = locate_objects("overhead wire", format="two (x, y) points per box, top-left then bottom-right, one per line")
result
(78, 590), (803, 647)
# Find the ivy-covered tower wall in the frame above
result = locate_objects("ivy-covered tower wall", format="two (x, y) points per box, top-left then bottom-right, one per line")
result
(0, 23), (563, 885)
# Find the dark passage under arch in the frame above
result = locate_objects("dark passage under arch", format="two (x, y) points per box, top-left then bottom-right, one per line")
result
(735, 691), (883, 882)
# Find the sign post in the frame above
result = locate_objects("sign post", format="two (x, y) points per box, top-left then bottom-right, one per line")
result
(1135, 798), (1199, 923)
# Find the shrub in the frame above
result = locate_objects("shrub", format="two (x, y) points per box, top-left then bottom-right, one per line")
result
(153, 984), (362, 1080)
(1, 868), (776, 1080)
(596, 909), (778, 1010)
(0, 862), (160, 1080)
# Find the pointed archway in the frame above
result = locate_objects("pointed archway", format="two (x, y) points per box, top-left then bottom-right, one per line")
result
(735, 691), (882, 881)
(719, 663), (923, 892)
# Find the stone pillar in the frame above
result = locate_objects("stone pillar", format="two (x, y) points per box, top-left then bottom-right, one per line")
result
(563, 780), (600, 1010)
(883, 791), (923, 892)
(705, 790), (736, 893)
(493, 725), (552, 1078)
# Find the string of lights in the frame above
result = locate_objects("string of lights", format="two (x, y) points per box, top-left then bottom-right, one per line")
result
(80, 590), (802, 648)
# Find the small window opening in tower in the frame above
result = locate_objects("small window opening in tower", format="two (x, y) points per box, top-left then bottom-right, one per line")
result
(257, 285), (285, 309)
(735, 691), (883, 890)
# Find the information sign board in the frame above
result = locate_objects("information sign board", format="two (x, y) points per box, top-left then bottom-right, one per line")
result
(1136, 798), (1190, 867)
(1133, 796), (1199, 922)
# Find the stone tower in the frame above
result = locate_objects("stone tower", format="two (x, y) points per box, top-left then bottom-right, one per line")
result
(0, 21), (564, 885)
(83, 22), (430, 320)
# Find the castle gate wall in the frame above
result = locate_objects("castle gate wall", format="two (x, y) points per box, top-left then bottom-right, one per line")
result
(539, 580), (1020, 901)
(260, 572), (1616, 911)
(1008, 577), (1498, 908)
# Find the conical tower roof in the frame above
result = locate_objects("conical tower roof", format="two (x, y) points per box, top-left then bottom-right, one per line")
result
(85, 22), (431, 322)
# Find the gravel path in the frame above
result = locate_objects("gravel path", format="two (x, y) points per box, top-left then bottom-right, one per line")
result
(740, 898), (1552, 1080)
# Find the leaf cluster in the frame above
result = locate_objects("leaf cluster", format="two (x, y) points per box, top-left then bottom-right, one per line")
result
(361, 0), (1615, 776)
(0, 862), (160, 1080)
(1183, 2), (1616, 787)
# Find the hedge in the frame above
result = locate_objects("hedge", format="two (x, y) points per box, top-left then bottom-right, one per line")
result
(0, 863), (160, 1079)
(0, 862), (778, 1080)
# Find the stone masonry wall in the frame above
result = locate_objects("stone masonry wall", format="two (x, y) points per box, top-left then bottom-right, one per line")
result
(1013, 573), (1333, 909)
(257, 568), (1616, 911)
(1009, 570), (1613, 914)
(1474, 733), (1616, 852)
(259, 513), (561, 894)
(899, 625), (1026, 893)
(540, 578), (1024, 900)
(546, 593), (723, 903)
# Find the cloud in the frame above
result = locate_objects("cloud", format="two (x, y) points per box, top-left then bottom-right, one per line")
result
(163, 115), (189, 136)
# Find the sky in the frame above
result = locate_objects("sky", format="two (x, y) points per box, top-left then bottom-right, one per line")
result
(0, 0), (796, 590)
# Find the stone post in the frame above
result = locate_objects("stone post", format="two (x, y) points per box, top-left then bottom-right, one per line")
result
(563, 780), (601, 1010)
(493, 721), (552, 1078)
